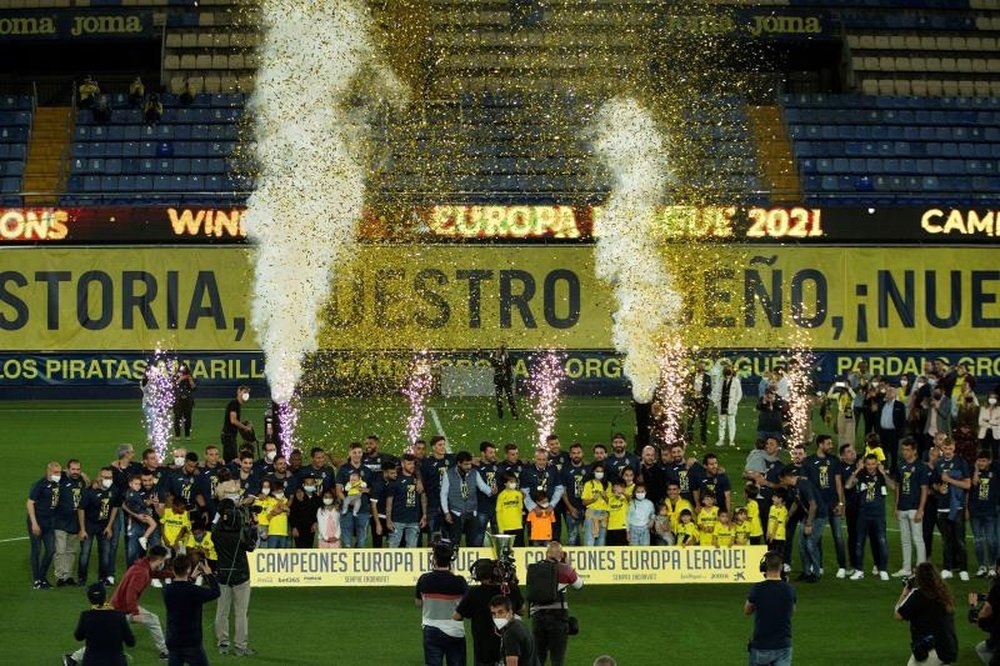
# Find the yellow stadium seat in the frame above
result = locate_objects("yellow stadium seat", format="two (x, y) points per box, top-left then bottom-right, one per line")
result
(973, 59), (988, 73)
(927, 80), (944, 95)
(244, 53), (257, 69)
(204, 76), (221, 93)
(169, 76), (185, 94)
(180, 54), (197, 69)
(197, 33), (213, 49)
(852, 56), (865, 71)
(895, 79), (911, 95)
(859, 35), (876, 49)
(879, 56), (895, 71)
(957, 58), (972, 72)
(975, 17), (991, 30)
(181, 33), (197, 49)
(935, 36), (952, 50)
(895, 57), (911, 71)
(889, 35), (905, 49)
(984, 38), (998, 51)
(940, 58), (957, 72)
(920, 36), (937, 50)
(942, 80), (959, 96)
(212, 54), (228, 69)
(958, 80), (974, 96)
(228, 54), (244, 70)
(989, 59), (1000, 73)
(991, 81), (1000, 96)
(911, 57), (927, 72)
(164, 54), (180, 70)
(213, 33), (230, 48)
(221, 75), (238, 91)
(237, 75), (255, 93)
(926, 57), (942, 71)
(877, 79), (895, 95)
(974, 80), (990, 96)
(952, 37), (967, 50)
(874, 35), (890, 49)
(846, 35), (860, 49)
(863, 57), (879, 70)
(165, 33), (182, 48)
(905, 35), (921, 50)
(196, 54), (213, 69)
(911, 80), (928, 96)
(188, 77), (204, 94)
(967, 37), (983, 50)
(200, 13), (215, 26)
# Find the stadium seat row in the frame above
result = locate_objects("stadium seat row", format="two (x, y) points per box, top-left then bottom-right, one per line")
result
(0, 144), (27, 160)
(163, 53), (258, 71)
(804, 174), (1000, 193)
(852, 56), (1000, 73)
(847, 33), (999, 51)
(783, 93), (1000, 109)
(860, 78), (1000, 97)
(75, 123), (239, 141)
(67, 141), (236, 158)
(70, 157), (231, 175)
(77, 107), (241, 125)
(793, 140), (1000, 159)
(789, 124), (1000, 141)
(786, 107), (1000, 124)
(67, 174), (242, 193)
(0, 160), (24, 177)
(164, 31), (260, 49)
(800, 157), (1000, 175)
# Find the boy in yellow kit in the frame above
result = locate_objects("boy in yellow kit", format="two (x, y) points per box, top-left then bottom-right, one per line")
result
(733, 507), (752, 545)
(496, 472), (525, 546)
(744, 482), (765, 545)
(713, 510), (734, 547)
(161, 494), (191, 555)
(767, 492), (788, 553)
(696, 492), (719, 545)
(676, 509), (699, 546)
(605, 480), (630, 546)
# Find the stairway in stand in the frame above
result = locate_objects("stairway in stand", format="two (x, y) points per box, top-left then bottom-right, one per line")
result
(23, 106), (73, 206)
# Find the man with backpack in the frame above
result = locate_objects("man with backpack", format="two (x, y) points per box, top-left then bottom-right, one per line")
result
(525, 541), (583, 666)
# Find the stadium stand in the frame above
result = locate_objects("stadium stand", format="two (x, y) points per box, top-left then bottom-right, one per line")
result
(0, 95), (32, 206)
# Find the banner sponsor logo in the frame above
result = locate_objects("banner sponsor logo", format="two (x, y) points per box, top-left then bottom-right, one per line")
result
(0, 10), (153, 40)
(247, 546), (766, 587)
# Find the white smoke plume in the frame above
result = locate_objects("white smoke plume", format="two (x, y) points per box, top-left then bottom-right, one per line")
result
(243, 0), (406, 402)
(592, 97), (682, 403)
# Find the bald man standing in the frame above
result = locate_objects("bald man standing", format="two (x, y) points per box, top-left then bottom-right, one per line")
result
(27, 461), (63, 589)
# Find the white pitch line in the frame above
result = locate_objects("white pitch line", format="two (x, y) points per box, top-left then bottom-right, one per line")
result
(0, 536), (28, 544)
(429, 407), (451, 453)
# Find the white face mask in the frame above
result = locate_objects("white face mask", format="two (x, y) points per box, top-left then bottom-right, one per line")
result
(241, 392), (250, 402)
(174, 456), (185, 467)
(594, 472), (605, 480)
(900, 379), (908, 386)
(225, 493), (240, 502)
(539, 502), (549, 509)
(506, 483), (517, 490)
(323, 498), (334, 506)
(492, 617), (509, 631)
(304, 485), (316, 493)
(101, 478), (113, 490)
(274, 492), (284, 500)
(265, 451), (276, 462)
(990, 398), (998, 406)
(635, 492), (647, 501)
(49, 474), (61, 483)
(261, 487), (271, 496)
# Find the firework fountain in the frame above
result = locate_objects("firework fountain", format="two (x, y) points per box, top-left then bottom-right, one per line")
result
(529, 350), (565, 450)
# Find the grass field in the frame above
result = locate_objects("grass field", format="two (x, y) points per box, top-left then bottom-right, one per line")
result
(1, 395), (989, 665)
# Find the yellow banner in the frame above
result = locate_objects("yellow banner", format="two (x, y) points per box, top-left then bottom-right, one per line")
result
(247, 546), (767, 587)
(0, 245), (997, 351)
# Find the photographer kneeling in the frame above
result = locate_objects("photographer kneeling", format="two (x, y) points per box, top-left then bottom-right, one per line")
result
(212, 499), (257, 657)
(894, 562), (959, 666)
(968, 557), (1000, 665)
(454, 558), (524, 666)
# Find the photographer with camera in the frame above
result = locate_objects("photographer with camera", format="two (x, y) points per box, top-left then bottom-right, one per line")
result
(745, 551), (795, 666)
(527, 541), (583, 666)
(416, 539), (468, 666)
(212, 498), (257, 657)
(163, 553), (220, 665)
(968, 557), (1000, 664)
(454, 558), (524, 666)
(894, 562), (958, 665)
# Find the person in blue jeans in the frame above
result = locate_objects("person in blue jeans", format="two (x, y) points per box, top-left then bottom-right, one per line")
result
(969, 450), (999, 577)
(745, 551), (796, 666)
(779, 465), (827, 583)
(416, 542), (467, 666)
(845, 453), (897, 580)
(560, 444), (589, 546)
(27, 461), (62, 589)
(335, 443), (374, 548)
(803, 434), (847, 578)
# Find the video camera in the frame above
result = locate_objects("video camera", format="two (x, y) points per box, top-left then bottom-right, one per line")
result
(430, 534), (459, 565)
(473, 533), (518, 593)
(218, 499), (260, 543)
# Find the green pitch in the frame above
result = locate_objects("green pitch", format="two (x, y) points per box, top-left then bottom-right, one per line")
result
(0, 396), (986, 664)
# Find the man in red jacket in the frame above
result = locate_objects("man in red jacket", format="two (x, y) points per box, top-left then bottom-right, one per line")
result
(66, 545), (170, 664)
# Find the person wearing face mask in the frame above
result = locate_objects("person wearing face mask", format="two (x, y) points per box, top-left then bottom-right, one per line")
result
(212, 499), (257, 657)
(254, 441), (279, 479)
(491, 595), (539, 666)
(289, 476), (321, 548)
(712, 363), (743, 448)
(980, 392), (1000, 461)
(626, 483), (656, 546)
(27, 461), (63, 589)
(78, 467), (121, 587)
(581, 464), (610, 547)
(221, 386), (254, 463)
(167, 451), (204, 514)
(55, 459), (89, 587)
(67, 544), (171, 663)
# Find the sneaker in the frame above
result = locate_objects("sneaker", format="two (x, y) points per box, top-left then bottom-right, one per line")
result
(151, 579), (163, 588)
(218, 642), (231, 656)
(32, 580), (43, 590)
(977, 566), (989, 578)
(138, 536), (149, 550)
(891, 569), (912, 578)
(38, 579), (51, 589)
(879, 571), (890, 581)
(103, 576), (115, 586)
(62, 655), (78, 666)
(941, 569), (954, 579)
(960, 571), (970, 581)
(846, 568), (857, 577)
(835, 568), (847, 579)
(849, 570), (865, 580)
(233, 645), (255, 657)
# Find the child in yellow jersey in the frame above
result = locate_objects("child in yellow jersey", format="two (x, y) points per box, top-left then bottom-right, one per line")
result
(185, 522), (217, 565)
(621, 468), (636, 499)
(713, 510), (734, 547)
(863, 434), (886, 464)
(733, 507), (752, 546)
(266, 480), (291, 548)
(676, 509), (699, 546)
(696, 492), (719, 544)
(605, 481), (629, 546)
(161, 495), (191, 555)
(496, 473), (525, 547)
(254, 480), (277, 543)
(767, 492), (788, 552)
(581, 466), (611, 547)
(744, 482), (765, 545)
(660, 483), (694, 544)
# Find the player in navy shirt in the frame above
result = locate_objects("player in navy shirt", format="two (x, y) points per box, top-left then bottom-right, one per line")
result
(699, 453), (732, 513)
(386, 454), (426, 548)
(663, 443), (702, 505)
(55, 459), (89, 586)
(27, 461), (62, 588)
(561, 443), (589, 546)
(498, 443), (523, 480)
(969, 450), (999, 577)
(779, 465), (827, 582)
(336, 442), (375, 548)
(518, 449), (565, 512)
(803, 435), (846, 578)
(298, 447), (335, 493)
(167, 453), (203, 511)
(933, 439), (971, 580)
(421, 436), (455, 540)
(476, 442), (502, 536)
(605, 433), (639, 484)
(894, 438), (929, 577)
(845, 453), (897, 580)
(838, 444), (862, 575)
(78, 467), (121, 586)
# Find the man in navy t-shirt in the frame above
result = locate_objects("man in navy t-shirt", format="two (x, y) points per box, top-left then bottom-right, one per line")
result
(846, 453), (897, 580)
(745, 551), (796, 666)
(386, 455), (426, 548)
(779, 465), (827, 582)
(933, 438), (971, 580)
(804, 434), (846, 578)
(335, 442), (374, 548)
(27, 461), (62, 589)
(969, 450), (999, 577)
(894, 438), (929, 577)
(561, 444), (589, 546)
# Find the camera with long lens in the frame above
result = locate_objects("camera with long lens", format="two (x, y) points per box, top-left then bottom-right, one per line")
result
(219, 499), (260, 544)
(430, 534), (459, 564)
